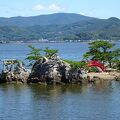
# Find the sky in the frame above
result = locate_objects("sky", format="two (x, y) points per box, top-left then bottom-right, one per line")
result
(0, 0), (120, 19)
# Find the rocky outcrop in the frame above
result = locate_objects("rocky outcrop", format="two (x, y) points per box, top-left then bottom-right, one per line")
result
(28, 57), (89, 84)
(1, 57), (119, 85)
(28, 57), (71, 84)
(0, 57), (89, 84)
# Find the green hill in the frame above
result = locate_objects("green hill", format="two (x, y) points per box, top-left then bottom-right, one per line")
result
(0, 13), (95, 27)
(0, 13), (120, 41)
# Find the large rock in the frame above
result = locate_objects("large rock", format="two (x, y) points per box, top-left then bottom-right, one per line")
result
(28, 57), (71, 84)
(0, 62), (30, 83)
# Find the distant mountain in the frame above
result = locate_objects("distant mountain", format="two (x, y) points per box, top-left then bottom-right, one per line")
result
(25, 17), (120, 40)
(0, 13), (96, 27)
(0, 13), (120, 41)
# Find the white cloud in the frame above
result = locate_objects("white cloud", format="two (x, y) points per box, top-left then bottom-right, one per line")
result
(32, 4), (64, 12)
(49, 4), (63, 11)
(32, 4), (45, 11)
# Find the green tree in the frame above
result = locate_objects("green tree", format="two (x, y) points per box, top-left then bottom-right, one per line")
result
(83, 40), (120, 67)
(44, 47), (58, 59)
(26, 45), (42, 65)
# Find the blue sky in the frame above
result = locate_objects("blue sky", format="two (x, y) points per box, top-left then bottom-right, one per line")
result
(0, 0), (120, 18)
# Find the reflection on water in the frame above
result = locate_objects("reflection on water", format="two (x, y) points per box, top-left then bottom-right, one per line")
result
(0, 81), (120, 120)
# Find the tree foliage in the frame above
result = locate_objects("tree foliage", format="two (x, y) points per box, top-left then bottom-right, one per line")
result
(26, 45), (42, 62)
(26, 45), (59, 65)
(83, 40), (120, 67)
(63, 59), (87, 70)
(44, 47), (58, 58)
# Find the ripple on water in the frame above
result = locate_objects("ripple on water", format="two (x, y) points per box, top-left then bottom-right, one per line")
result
(0, 81), (120, 120)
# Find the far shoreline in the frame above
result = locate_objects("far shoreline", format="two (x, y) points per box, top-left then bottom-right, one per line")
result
(0, 40), (120, 44)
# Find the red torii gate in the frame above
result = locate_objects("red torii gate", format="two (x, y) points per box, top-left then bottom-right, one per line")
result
(88, 60), (106, 72)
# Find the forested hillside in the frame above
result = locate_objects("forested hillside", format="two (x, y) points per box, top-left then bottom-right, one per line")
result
(0, 13), (120, 41)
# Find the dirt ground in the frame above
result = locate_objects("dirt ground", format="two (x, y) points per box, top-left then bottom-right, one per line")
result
(87, 72), (120, 80)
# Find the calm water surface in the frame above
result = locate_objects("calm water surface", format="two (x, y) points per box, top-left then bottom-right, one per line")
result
(0, 81), (120, 120)
(0, 42), (89, 61)
(0, 42), (120, 120)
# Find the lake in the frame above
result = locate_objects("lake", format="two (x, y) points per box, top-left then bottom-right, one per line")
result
(0, 42), (89, 61)
(1, 81), (120, 120)
(0, 42), (120, 120)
